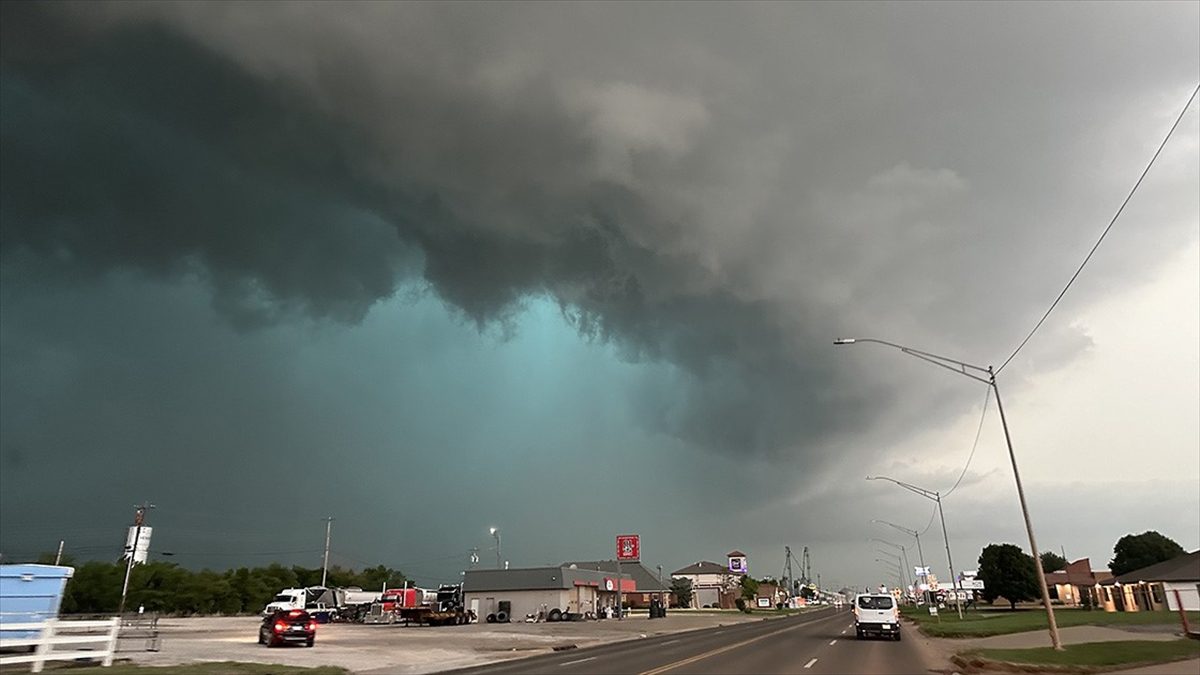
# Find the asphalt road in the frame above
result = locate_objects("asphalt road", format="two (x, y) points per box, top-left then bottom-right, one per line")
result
(438, 608), (941, 675)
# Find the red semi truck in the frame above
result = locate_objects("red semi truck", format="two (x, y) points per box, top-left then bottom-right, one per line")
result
(362, 585), (473, 626)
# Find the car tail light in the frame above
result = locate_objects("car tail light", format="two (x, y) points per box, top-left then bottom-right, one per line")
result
(307, 621), (316, 631)
(274, 622), (287, 632)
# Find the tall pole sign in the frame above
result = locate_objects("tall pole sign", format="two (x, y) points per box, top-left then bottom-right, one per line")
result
(616, 535), (639, 621)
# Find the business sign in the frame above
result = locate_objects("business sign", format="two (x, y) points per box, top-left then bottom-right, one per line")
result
(124, 526), (152, 564)
(756, 597), (771, 608)
(728, 556), (747, 574)
(959, 579), (985, 590)
(616, 534), (640, 561)
(914, 566), (930, 577)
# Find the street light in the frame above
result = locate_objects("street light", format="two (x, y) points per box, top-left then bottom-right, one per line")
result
(874, 559), (902, 589)
(871, 538), (912, 601)
(838, 337), (1062, 650)
(874, 547), (907, 596)
(489, 527), (502, 569)
(873, 519), (929, 602)
(867, 475), (963, 620)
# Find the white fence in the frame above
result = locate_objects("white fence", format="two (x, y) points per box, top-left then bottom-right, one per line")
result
(0, 617), (121, 672)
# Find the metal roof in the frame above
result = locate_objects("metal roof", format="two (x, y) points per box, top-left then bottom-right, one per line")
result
(563, 560), (671, 591)
(672, 560), (727, 575)
(1114, 550), (1200, 584)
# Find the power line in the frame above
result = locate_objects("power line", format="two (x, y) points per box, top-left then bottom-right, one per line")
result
(998, 83), (1200, 374)
(944, 386), (992, 498)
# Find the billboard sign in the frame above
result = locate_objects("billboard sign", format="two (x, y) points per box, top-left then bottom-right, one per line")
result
(124, 526), (152, 564)
(616, 534), (640, 561)
(914, 566), (930, 577)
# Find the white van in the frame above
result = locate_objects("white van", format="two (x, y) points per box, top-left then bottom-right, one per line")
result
(853, 593), (900, 640)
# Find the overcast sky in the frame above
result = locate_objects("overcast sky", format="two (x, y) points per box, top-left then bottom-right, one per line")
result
(1, 1), (1197, 591)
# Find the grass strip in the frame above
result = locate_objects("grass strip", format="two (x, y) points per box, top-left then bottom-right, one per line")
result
(902, 606), (1200, 638)
(958, 639), (1200, 672)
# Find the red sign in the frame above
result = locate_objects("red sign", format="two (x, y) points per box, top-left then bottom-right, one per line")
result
(616, 534), (640, 561)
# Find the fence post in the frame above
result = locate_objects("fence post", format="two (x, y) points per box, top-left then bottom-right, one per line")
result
(103, 616), (122, 666)
(31, 618), (56, 674)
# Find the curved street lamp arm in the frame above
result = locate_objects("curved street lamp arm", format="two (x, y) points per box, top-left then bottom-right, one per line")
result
(835, 337), (992, 384)
(867, 475), (939, 502)
(872, 519), (919, 538)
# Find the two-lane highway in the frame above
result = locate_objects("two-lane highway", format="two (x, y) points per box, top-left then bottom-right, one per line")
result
(439, 609), (942, 675)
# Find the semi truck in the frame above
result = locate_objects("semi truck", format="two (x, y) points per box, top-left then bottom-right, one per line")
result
(361, 584), (473, 626)
(264, 586), (380, 623)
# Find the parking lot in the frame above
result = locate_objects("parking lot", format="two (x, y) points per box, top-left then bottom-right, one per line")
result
(120, 611), (777, 674)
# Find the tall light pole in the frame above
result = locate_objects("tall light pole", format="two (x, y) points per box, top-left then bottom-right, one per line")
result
(875, 559), (902, 589)
(838, 337), (1061, 649)
(873, 519), (928, 601)
(872, 538), (912, 601)
(868, 476), (963, 619)
(489, 527), (502, 569)
(873, 543), (909, 597)
(321, 516), (334, 588)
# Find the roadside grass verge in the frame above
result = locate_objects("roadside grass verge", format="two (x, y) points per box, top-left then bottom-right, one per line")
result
(901, 606), (1200, 638)
(955, 639), (1200, 672)
(45, 662), (348, 674)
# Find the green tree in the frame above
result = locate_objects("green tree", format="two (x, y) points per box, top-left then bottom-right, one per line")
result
(1109, 531), (1186, 577)
(739, 575), (759, 607)
(977, 543), (1039, 610)
(669, 577), (693, 608)
(1040, 550), (1068, 573)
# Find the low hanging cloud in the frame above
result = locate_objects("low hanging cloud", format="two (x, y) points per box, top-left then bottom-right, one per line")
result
(1, 1), (1196, 465)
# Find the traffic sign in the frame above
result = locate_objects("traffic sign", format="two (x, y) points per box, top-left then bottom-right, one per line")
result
(616, 534), (640, 561)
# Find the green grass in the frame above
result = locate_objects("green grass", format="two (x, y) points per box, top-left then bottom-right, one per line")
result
(49, 663), (348, 675)
(965, 639), (1200, 670)
(901, 605), (1200, 638)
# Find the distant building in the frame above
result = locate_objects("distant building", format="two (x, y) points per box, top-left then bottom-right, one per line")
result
(672, 560), (736, 608)
(1102, 550), (1200, 612)
(1044, 558), (1108, 608)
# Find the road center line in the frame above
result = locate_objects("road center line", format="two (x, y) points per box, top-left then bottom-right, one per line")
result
(638, 611), (838, 675)
(829, 640), (837, 645)
(560, 656), (596, 666)
(804, 658), (818, 669)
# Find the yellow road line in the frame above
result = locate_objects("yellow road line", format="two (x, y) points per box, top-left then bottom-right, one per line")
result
(638, 612), (835, 675)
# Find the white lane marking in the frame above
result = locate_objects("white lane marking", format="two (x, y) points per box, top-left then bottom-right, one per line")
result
(561, 656), (597, 666)
(829, 640), (837, 645)
(840, 629), (846, 634)
(662, 639), (680, 645)
(804, 658), (818, 669)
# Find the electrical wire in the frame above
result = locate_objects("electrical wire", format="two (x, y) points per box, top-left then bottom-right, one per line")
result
(943, 387), (992, 498)
(998, 83), (1200, 374)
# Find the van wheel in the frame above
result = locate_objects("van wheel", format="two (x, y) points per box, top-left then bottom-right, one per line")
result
(894, 633), (901, 641)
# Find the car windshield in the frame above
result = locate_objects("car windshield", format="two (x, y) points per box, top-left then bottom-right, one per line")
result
(272, 594), (292, 602)
(858, 596), (894, 609)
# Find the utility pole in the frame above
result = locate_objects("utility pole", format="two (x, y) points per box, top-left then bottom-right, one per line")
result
(321, 517), (334, 587)
(119, 502), (154, 615)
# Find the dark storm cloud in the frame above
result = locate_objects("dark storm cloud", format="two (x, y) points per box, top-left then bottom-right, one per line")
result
(1, 0), (1196, 467)
(0, 3), (869, 457)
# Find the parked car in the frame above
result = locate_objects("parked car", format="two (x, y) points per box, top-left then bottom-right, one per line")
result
(259, 609), (316, 647)
(853, 593), (900, 640)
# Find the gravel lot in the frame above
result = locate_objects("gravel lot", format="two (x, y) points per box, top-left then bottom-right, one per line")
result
(120, 611), (782, 674)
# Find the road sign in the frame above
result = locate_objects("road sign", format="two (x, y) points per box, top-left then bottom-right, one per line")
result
(616, 534), (640, 561)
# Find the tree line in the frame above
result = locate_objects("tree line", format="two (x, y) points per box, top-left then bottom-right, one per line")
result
(30, 554), (407, 615)
(977, 530), (1186, 609)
